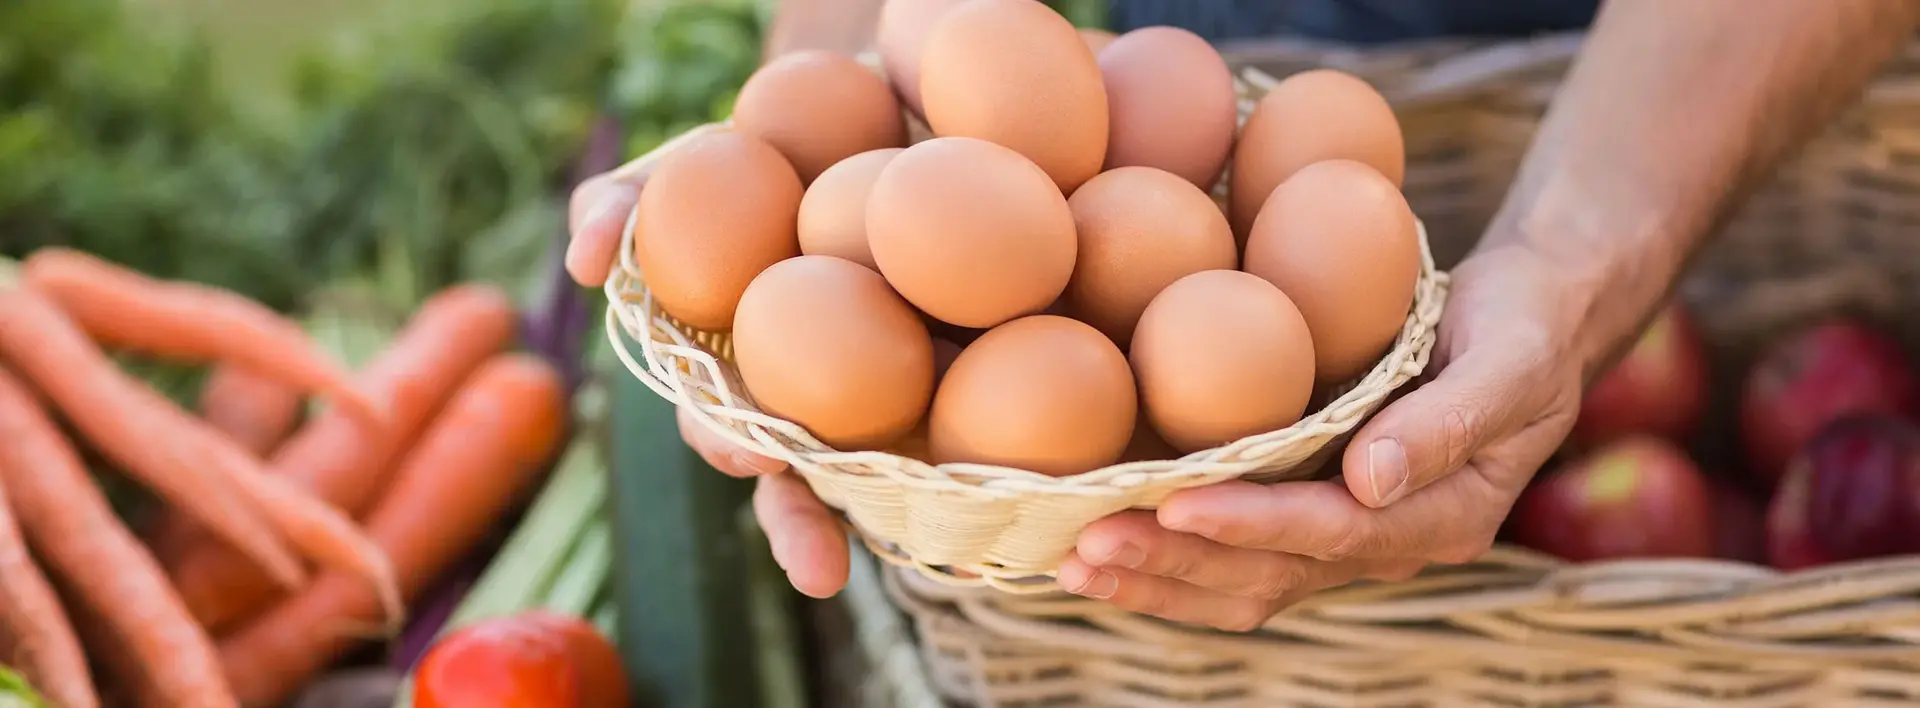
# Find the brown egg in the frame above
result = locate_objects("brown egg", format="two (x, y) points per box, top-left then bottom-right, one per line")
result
(634, 131), (802, 331)
(732, 255), (935, 449)
(1063, 167), (1236, 347)
(1079, 27), (1117, 53)
(1131, 270), (1316, 453)
(867, 137), (1076, 328)
(732, 50), (907, 184)
(1097, 26), (1237, 191)
(877, 0), (971, 116)
(1229, 69), (1404, 239)
(1242, 160), (1419, 384)
(919, 0), (1108, 193)
(798, 148), (903, 270)
(930, 315), (1135, 476)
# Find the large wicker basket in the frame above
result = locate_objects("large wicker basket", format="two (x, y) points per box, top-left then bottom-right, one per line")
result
(853, 32), (1920, 707)
(603, 54), (1448, 593)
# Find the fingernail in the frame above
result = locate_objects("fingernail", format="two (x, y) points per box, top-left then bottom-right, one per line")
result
(731, 449), (787, 476)
(1070, 570), (1118, 599)
(1100, 542), (1145, 569)
(572, 182), (633, 234)
(1367, 438), (1410, 506)
(1159, 508), (1216, 537)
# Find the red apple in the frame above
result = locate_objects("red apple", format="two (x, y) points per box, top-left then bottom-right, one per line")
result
(1741, 319), (1919, 487)
(1511, 436), (1717, 562)
(1572, 303), (1708, 448)
(1711, 483), (1767, 564)
(1766, 414), (1920, 571)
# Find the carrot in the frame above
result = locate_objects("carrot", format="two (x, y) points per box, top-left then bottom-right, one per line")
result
(0, 287), (307, 590)
(163, 284), (518, 630)
(199, 364), (305, 456)
(0, 479), (96, 708)
(0, 367), (236, 707)
(206, 440), (406, 634)
(20, 248), (386, 434)
(219, 354), (567, 706)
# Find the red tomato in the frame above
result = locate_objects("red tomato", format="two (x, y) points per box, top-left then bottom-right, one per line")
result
(520, 611), (630, 708)
(415, 617), (581, 708)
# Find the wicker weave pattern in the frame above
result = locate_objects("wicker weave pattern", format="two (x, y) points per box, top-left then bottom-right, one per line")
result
(604, 61), (1449, 594)
(838, 32), (1920, 708)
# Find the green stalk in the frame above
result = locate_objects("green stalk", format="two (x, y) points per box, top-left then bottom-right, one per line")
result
(591, 601), (619, 641)
(740, 509), (807, 708)
(445, 438), (606, 628)
(0, 257), (18, 290)
(541, 522), (612, 617)
(0, 665), (46, 708)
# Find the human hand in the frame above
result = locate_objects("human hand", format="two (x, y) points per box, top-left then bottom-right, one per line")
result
(568, 169), (852, 599)
(1056, 243), (1591, 631)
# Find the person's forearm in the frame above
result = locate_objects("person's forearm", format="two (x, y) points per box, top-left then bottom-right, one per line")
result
(764, 0), (887, 59)
(1482, 0), (1919, 379)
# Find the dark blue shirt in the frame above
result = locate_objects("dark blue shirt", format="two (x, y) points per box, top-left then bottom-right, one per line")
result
(1105, 0), (1601, 44)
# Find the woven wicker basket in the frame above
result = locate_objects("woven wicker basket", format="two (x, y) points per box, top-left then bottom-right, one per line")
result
(857, 32), (1920, 707)
(603, 55), (1448, 594)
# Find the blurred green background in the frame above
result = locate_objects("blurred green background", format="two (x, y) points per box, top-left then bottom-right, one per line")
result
(3, 0), (1103, 315)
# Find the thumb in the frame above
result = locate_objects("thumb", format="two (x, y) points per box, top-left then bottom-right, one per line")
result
(565, 174), (642, 287)
(1343, 346), (1539, 508)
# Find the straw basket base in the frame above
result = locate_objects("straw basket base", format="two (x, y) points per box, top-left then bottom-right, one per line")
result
(883, 550), (1920, 707)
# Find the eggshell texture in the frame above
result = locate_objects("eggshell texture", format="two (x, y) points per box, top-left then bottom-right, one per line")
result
(876, 0), (971, 116)
(930, 315), (1136, 476)
(919, 0), (1108, 193)
(1242, 159), (1419, 384)
(1131, 270), (1316, 453)
(1063, 167), (1236, 347)
(732, 50), (907, 184)
(634, 131), (803, 331)
(1097, 27), (1236, 191)
(867, 137), (1076, 328)
(798, 148), (903, 270)
(732, 255), (936, 449)
(1229, 69), (1404, 238)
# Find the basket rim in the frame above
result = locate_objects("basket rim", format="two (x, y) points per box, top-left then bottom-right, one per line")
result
(602, 170), (1448, 492)
(597, 60), (1451, 591)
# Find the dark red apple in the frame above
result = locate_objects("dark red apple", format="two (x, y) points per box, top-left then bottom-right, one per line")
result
(1511, 436), (1717, 562)
(1711, 483), (1767, 564)
(1741, 319), (1919, 487)
(1572, 303), (1708, 448)
(1766, 414), (1920, 571)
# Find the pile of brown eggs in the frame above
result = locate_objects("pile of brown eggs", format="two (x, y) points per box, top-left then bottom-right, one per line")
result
(631, 0), (1418, 477)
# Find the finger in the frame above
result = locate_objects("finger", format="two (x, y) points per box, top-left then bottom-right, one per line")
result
(1343, 341), (1543, 508)
(1057, 557), (1276, 632)
(678, 406), (789, 478)
(565, 174), (644, 287)
(1077, 512), (1323, 600)
(753, 472), (850, 598)
(1159, 480), (1418, 561)
(1161, 472), (1511, 563)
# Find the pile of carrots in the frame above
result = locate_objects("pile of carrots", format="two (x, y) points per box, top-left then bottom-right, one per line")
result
(0, 249), (570, 707)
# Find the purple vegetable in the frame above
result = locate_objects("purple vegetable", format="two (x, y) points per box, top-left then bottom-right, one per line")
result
(386, 536), (490, 670)
(524, 115), (626, 397)
(389, 116), (625, 671)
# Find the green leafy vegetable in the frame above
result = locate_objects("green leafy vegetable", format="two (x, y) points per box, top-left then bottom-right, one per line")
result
(0, 665), (47, 708)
